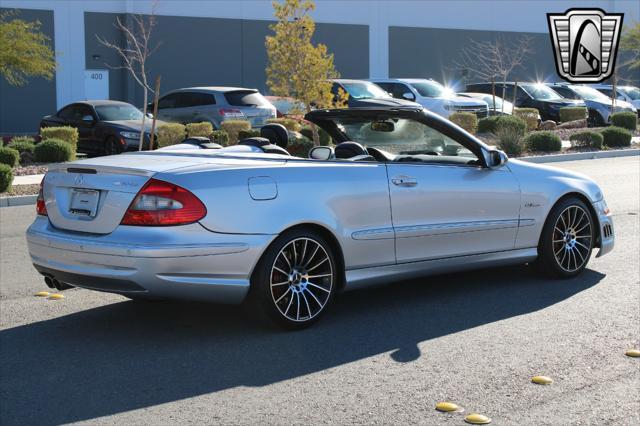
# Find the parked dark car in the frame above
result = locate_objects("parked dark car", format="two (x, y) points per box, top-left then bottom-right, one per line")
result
(330, 79), (421, 108)
(465, 82), (584, 122)
(40, 100), (162, 155)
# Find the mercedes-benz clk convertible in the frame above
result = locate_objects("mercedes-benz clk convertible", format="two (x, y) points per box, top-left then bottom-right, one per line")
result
(26, 107), (614, 329)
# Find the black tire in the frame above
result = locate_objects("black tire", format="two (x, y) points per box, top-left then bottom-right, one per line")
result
(250, 229), (338, 330)
(104, 136), (120, 156)
(587, 110), (605, 127)
(538, 197), (595, 278)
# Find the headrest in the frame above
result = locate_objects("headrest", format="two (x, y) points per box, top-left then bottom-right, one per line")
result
(335, 141), (368, 159)
(181, 136), (211, 145)
(238, 137), (272, 148)
(260, 123), (289, 148)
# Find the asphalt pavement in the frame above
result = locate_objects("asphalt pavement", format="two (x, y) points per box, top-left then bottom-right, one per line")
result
(0, 156), (638, 425)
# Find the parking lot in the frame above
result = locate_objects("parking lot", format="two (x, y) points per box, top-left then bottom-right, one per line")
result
(0, 156), (638, 425)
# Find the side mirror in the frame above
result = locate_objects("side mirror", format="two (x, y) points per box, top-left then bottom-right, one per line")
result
(402, 92), (415, 101)
(82, 115), (94, 123)
(486, 149), (508, 169)
(309, 146), (334, 160)
(146, 112), (154, 119)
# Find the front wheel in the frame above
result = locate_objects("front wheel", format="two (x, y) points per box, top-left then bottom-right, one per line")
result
(538, 197), (595, 278)
(104, 136), (121, 156)
(251, 229), (338, 330)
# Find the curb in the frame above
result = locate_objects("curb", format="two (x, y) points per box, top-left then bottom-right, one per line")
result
(520, 148), (640, 163)
(0, 195), (37, 208)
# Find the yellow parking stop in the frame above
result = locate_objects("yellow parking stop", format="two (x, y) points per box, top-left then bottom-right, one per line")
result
(464, 413), (492, 424)
(625, 349), (640, 358)
(47, 293), (65, 300)
(34, 291), (50, 297)
(435, 401), (462, 412)
(531, 375), (554, 385)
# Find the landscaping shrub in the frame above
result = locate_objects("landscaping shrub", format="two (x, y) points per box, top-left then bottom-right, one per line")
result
(0, 147), (20, 167)
(477, 115), (526, 136)
(186, 122), (214, 138)
(300, 126), (331, 146)
(559, 107), (587, 123)
(496, 127), (524, 157)
(569, 131), (604, 149)
(0, 164), (13, 193)
(156, 123), (186, 148)
(449, 112), (478, 134)
(525, 131), (562, 152)
(513, 108), (540, 131)
(210, 130), (230, 146)
(40, 126), (78, 148)
(220, 120), (251, 145)
(600, 126), (632, 148)
(238, 129), (261, 140)
(287, 135), (314, 158)
(34, 139), (74, 163)
(610, 111), (637, 131)
(266, 117), (302, 132)
(7, 138), (36, 164)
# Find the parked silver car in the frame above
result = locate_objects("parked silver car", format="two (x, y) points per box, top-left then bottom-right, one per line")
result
(27, 107), (614, 329)
(152, 87), (277, 128)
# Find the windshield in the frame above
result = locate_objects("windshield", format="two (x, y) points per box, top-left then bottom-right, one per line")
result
(341, 82), (391, 99)
(95, 104), (143, 121)
(521, 84), (563, 100)
(410, 81), (447, 98)
(619, 86), (640, 100)
(334, 117), (477, 164)
(569, 85), (610, 102)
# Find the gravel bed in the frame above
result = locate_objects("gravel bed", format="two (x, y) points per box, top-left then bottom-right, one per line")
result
(0, 184), (40, 197)
(13, 164), (49, 176)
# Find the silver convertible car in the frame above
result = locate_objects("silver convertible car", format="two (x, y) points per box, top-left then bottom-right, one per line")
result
(27, 107), (615, 329)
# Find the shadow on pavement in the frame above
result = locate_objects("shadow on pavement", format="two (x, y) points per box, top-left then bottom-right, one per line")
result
(0, 265), (604, 425)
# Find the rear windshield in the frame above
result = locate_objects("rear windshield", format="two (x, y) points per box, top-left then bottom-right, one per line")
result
(224, 90), (270, 107)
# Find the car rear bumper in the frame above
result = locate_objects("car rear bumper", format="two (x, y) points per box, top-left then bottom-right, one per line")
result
(26, 217), (275, 303)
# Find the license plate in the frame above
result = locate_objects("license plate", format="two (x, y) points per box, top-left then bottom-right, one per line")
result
(69, 189), (100, 217)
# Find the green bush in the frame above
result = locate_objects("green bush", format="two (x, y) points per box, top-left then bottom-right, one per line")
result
(7, 139), (36, 154)
(0, 147), (20, 167)
(496, 127), (525, 157)
(525, 131), (562, 152)
(9, 136), (37, 145)
(610, 112), (637, 131)
(569, 131), (604, 149)
(559, 107), (587, 123)
(34, 139), (74, 163)
(186, 122), (214, 138)
(513, 108), (540, 131)
(478, 115), (526, 136)
(238, 129), (261, 140)
(210, 130), (230, 146)
(0, 163), (13, 193)
(40, 126), (78, 148)
(600, 126), (632, 148)
(300, 126), (331, 146)
(287, 136), (314, 158)
(266, 117), (302, 132)
(220, 120), (251, 145)
(449, 112), (478, 134)
(156, 123), (186, 148)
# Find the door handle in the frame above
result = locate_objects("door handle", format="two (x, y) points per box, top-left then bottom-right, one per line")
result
(391, 176), (418, 187)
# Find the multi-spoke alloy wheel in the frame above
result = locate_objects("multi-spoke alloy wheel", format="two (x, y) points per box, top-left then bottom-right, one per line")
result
(539, 197), (594, 278)
(252, 230), (337, 329)
(552, 205), (593, 272)
(270, 237), (333, 322)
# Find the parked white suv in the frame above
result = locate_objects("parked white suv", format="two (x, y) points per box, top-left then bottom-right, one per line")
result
(591, 84), (640, 110)
(371, 78), (489, 118)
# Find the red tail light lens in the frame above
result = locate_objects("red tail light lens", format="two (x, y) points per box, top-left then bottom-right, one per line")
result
(36, 178), (47, 216)
(121, 179), (206, 226)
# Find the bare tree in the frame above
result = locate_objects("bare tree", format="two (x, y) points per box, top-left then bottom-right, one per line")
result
(96, 3), (160, 151)
(455, 36), (534, 113)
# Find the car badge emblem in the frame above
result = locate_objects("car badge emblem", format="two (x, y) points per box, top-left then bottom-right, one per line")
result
(547, 8), (623, 83)
(74, 174), (84, 186)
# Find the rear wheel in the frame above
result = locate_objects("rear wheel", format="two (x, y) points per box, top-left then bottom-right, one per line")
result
(251, 229), (338, 330)
(538, 197), (595, 278)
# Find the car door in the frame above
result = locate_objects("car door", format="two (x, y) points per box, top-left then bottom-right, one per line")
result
(57, 104), (95, 153)
(385, 124), (521, 263)
(155, 92), (183, 123)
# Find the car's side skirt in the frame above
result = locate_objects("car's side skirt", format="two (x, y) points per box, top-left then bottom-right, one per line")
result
(343, 247), (538, 291)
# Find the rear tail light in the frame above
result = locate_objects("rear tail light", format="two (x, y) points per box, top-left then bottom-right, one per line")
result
(36, 178), (47, 216)
(121, 179), (206, 226)
(219, 108), (244, 118)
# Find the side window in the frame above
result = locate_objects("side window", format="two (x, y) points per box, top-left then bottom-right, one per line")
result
(58, 105), (77, 120)
(58, 104), (91, 121)
(553, 87), (577, 99)
(182, 92), (216, 107)
(375, 83), (393, 96)
(598, 88), (614, 97)
(157, 93), (179, 109)
(500, 85), (515, 101)
(389, 83), (413, 99)
(77, 105), (94, 120)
